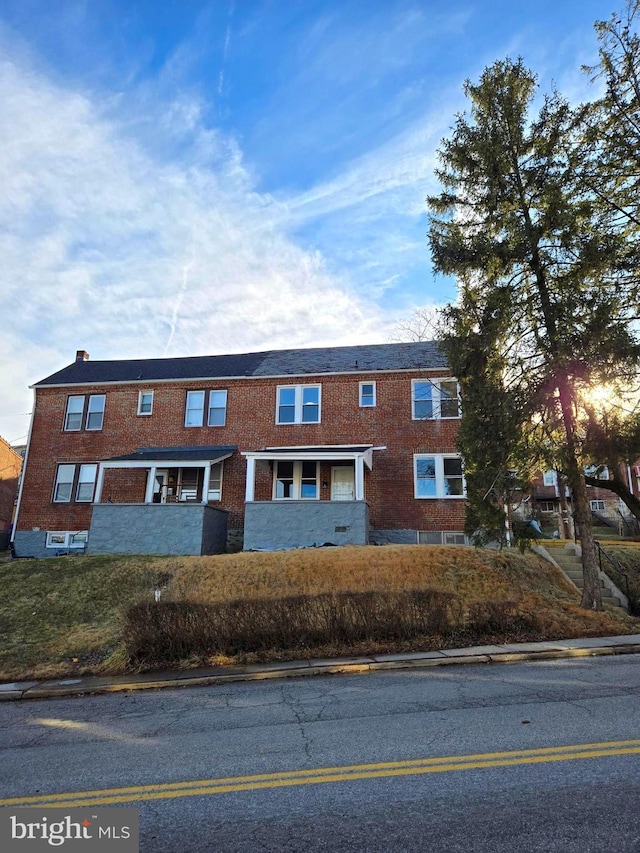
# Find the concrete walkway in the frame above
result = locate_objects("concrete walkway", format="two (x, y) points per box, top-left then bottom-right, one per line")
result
(2, 634), (640, 701)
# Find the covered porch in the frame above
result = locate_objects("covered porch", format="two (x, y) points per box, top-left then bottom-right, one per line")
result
(94, 445), (237, 505)
(88, 445), (236, 556)
(241, 445), (381, 550)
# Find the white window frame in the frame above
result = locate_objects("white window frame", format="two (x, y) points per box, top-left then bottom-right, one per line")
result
(414, 454), (466, 499)
(207, 390), (228, 427)
(46, 531), (88, 549)
(584, 465), (610, 480)
(76, 464), (98, 502)
(359, 381), (376, 408)
(137, 390), (154, 416)
(185, 390), (205, 427)
(64, 395), (85, 431)
(85, 394), (106, 431)
(276, 385), (321, 425)
(53, 464), (75, 503)
(590, 499), (606, 511)
(273, 460), (319, 500)
(207, 461), (223, 501)
(412, 378), (460, 420)
(540, 501), (557, 513)
(542, 470), (557, 487)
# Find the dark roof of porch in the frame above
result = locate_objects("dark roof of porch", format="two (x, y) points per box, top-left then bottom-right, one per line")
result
(103, 445), (237, 463)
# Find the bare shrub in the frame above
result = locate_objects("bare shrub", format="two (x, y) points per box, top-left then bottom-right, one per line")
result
(123, 589), (463, 666)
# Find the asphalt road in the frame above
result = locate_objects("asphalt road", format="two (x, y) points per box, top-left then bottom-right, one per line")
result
(2, 655), (640, 852)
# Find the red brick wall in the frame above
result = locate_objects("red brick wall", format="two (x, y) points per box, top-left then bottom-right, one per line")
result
(0, 438), (22, 530)
(17, 370), (466, 535)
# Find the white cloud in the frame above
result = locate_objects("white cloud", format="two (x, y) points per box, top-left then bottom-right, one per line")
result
(0, 41), (392, 443)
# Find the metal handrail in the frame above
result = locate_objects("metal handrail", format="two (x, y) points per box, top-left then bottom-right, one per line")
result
(594, 540), (633, 613)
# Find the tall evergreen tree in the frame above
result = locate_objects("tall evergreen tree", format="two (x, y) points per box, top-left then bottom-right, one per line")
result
(428, 58), (640, 610)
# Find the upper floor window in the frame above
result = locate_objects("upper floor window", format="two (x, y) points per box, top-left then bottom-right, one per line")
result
(86, 395), (105, 430)
(414, 454), (465, 498)
(584, 464), (610, 480)
(412, 379), (460, 420)
(543, 470), (557, 487)
(276, 385), (321, 424)
(208, 390), (227, 426)
(359, 381), (376, 407)
(137, 390), (154, 416)
(64, 396), (84, 431)
(185, 390), (205, 427)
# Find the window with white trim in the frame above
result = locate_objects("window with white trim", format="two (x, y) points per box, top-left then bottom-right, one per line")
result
(207, 462), (223, 501)
(414, 454), (465, 498)
(185, 390), (205, 427)
(208, 390), (227, 426)
(542, 470), (557, 487)
(412, 379), (460, 420)
(46, 531), (88, 549)
(85, 395), (105, 430)
(137, 391), (154, 415)
(274, 460), (319, 499)
(64, 395), (85, 431)
(276, 385), (321, 424)
(590, 499), (606, 511)
(53, 464), (75, 502)
(76, 464), (98, 502)
(540, 501), (557, 513)
(584, 465), (610, 480)
(359, 381), (376, 407)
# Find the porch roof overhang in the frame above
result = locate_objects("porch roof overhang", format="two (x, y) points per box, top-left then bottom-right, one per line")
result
(241, 444), (385, 471)
(241, 445), (386, 503)
(99, 445), (237, 470)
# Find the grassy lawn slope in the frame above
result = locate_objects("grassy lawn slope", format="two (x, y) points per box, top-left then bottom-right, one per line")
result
(0, 545), (637, 682)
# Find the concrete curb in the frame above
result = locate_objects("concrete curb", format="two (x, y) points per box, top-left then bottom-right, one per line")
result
(2, 636), (640, 701)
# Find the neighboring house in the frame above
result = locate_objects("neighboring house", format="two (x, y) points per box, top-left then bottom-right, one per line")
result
(11, 343), (467, 557)
(0, 436), (23, 548)
(528, 467), (637, 536)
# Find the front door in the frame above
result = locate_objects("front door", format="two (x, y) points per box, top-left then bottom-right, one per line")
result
(331, 466), (355, 501)
(153, 469), (169, 503)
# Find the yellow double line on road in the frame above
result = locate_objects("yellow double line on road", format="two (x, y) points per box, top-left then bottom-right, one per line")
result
(3, 739), (640, 808)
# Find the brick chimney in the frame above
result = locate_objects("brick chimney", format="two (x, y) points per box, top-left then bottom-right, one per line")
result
(75, 350), (90, 362)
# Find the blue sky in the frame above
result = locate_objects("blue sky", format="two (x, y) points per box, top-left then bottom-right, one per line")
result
(0, 0), (617, 443)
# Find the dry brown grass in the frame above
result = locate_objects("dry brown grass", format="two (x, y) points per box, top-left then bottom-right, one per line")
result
(156, 545), (579, 603)
(2, 545), (637, 681)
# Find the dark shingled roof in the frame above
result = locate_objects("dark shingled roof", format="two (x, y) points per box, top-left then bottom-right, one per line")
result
(103, 445), (237, 463)
(34, 342), (448, 387)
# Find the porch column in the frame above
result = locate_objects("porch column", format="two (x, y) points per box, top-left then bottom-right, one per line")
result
(355, 456), (365, 501)
(202, 463), (211, 504)
(144, 466), (157, 504)
(245, 457), (256, 502)
(94, 464), (106, 504)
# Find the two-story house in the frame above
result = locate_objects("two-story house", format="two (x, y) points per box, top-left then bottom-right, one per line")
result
(11, 342), (467, 557)
(0, 436), (22, 549)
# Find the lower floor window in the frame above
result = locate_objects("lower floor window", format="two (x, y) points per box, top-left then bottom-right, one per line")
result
(53, 463), (97, 503)
(414, 454), (465, 498)
(418, 531), (467, 545)
(274, 460), (319, 499)
(46, 531), (88, 549)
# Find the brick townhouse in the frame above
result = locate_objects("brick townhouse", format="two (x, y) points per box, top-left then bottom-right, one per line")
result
(0, 436), (22, 547)
(11, 342), (467, 557)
